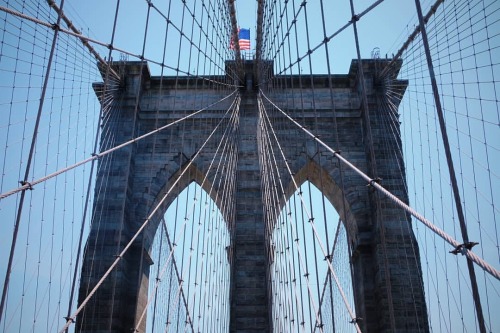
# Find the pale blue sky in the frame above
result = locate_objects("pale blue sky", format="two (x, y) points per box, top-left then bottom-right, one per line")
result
(0, 0), (498, 332)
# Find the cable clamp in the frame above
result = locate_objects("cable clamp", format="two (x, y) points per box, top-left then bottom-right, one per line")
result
(324, 254), (332, 262)
(350, 317), (363, 324)
(449, 242), (479, 255)
(367, 177), (382, 187)
(51, 23), (60, 31)
(351, 14), (359, 22)
(64, 316), (75, 323)
(19, 180), (34, 190)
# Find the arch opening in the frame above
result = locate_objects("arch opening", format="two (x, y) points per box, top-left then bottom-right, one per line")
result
(269, 180), (356, 332)
(144, 182), (231, 332)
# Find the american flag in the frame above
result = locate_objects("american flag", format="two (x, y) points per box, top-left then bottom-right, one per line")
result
(231, 28), (251, 50)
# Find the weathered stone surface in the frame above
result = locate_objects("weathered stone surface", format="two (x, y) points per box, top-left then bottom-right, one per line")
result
(77, 59), (428, 333)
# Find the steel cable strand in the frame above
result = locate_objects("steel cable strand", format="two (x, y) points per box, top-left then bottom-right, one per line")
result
(301, 2), (330, 326)
(264, 1), (386, 81)
(0, 4), (239, 88)
(0, 90), (238, 200)
(150, 217), (167, 332)
(313, 219), (343, 333)
(315, 0), (353, 322)
(258, 122), (304, 331)
(258, 106), (303, 330)
(258, 95), (362, 332)
(133, 96), (240, 331)
(259, 98), (328, 325)
(57, 94), (239, 332)
(174, 141), (236, 331)
(375, 72), (429, 330)
(64, 0), (124, 323)
(0, 0), (67, 324)
(257, 108), (322, 332)
(157, 97), (239, 327)
(132, 0), (174, 326)
(260, 90), (500, 281)
(451, 0), (497, 327)
(414, 0), (488, 330)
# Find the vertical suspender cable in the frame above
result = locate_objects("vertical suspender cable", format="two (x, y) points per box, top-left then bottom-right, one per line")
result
(413, 1), (486, 331)
(64, 0), (122, 326)
(348, 0), (396, 330)
(0, 0), (66, 324)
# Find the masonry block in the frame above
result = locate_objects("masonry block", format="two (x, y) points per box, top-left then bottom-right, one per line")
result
(77, 59), (428, 333)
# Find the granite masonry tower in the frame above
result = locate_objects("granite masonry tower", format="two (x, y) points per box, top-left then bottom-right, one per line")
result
(77, 59), (429, 332)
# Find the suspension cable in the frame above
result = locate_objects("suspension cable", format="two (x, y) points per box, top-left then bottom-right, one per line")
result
(258, 94), (362, 332)
(58, 94), (239, 333)
(0, 91), (238, 200)
(0, 0), (66, 324)
(260, 90), (500, 281)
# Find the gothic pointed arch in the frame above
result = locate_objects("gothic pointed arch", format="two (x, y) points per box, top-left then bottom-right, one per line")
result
(137, 161), (228, 253)
(280, 159), (357, 244)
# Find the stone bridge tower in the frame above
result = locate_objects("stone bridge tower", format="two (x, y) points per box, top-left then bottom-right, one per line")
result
(77, 59), (429, 332)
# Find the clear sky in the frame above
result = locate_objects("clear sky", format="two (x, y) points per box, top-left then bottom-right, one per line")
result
(62, 0), (425, 75)
(0, 0), (498, 332)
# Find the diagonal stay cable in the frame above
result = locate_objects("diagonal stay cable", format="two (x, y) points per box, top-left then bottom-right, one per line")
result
(0, 90), (238, 200)
(260, 90), (500, 281)
(0, 0), (67, 324)
(314, 218), (342, 333)
(132, 96), (240, 331)
(258, 94), (361, 333)
(134, 98), (238, 330)
(264, 0), (386, 80)
(258, 118), (310, 331)
(45, 0), (120, 80)
(57, 93), (239, 333)
(0, 5), (239, 89)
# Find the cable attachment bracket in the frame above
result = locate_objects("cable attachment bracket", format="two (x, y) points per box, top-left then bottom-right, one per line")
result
(449, 241), (479, 255)
(367, 177), (382, 188)
(19, 180), (34, 191)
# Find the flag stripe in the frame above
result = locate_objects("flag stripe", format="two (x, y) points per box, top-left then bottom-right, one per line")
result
(231, 28), (251, 50)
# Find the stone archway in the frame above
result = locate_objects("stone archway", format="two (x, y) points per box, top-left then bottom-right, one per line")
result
(77, 59), (428, 333)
